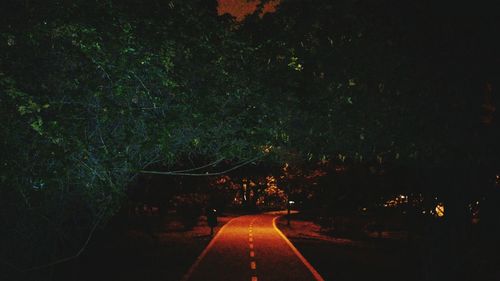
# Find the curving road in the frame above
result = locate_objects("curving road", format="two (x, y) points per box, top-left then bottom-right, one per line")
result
(182, 213), (324, 281)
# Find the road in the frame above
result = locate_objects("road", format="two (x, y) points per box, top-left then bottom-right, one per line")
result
(182, 213), (325, 281)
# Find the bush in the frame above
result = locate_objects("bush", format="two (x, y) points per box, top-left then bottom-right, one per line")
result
(171, 193), (207, 230)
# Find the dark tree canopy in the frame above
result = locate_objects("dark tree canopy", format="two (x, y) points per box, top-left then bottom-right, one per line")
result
(1, 0), (499, 275)
(0, 0), (277, 270)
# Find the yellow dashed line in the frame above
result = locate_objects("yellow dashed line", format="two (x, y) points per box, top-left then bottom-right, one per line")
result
(249, 217), (257, 277)
(250, 261), (256, 270)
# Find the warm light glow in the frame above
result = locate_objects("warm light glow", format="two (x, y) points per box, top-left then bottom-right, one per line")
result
(435, 203), (445, 217)
(283, 162), (289, 172)
(215, 175), (230, 185)
(383, 194), (408, 207)
(262, 144), (273, 153)
(217, 0), (281, 21)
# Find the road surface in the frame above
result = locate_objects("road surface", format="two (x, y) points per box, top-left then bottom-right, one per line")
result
(182, 213), (325, 281)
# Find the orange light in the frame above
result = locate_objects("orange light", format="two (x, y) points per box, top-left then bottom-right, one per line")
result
(435, 203), (445, 217)
(217, 0), (281, 21)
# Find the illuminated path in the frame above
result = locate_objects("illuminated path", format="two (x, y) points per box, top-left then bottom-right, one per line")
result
(182, 213), (324, 281)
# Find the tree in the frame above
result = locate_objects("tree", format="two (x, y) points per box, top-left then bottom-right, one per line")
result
(0, 0), (276, 274)
(1, 1), (499, 280)
(236, 1), (499, 279)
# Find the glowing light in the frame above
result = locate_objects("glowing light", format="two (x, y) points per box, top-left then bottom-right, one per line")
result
(282, 162), (289, 172)
(383, 194), (408, 207)
(435, 203), (445, 217)
(262, 144), (273, 153)
(217, 0), (281, 22)
(215, 176), (229, 185)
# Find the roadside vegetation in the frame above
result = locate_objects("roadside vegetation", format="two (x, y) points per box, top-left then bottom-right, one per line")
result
(1, 1), (499, 281)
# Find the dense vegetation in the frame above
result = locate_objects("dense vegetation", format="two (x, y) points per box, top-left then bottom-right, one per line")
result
(1, 0), (499, 280)
(0, 0), (276, 272)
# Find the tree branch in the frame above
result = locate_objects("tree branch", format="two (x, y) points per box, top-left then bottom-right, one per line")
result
(140, 155), (263, 176)
(167, 157), (225, 173)
(25, 200), (110, 272)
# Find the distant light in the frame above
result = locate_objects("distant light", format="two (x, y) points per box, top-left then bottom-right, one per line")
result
(362, 207), (367, 212)
(289, 200), (295, 204)
(435, 203), (445, 217)
(262, 145), (273, 153)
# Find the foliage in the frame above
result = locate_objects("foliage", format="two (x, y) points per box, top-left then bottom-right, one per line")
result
(1, 0), (499, 278)
(241, 0), (499, 169)
(0, 0), (274, 271)
(170, 193), (207, 229)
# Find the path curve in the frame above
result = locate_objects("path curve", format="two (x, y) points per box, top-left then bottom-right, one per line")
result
(182, 213), (325, 281)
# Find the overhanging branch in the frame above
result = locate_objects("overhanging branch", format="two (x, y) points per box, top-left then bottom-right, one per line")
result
(140, 155), (263, 176)
(167, 157), (225, 173)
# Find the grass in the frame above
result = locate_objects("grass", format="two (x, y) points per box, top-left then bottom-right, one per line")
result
(276, 214), (423, 281)
(6, 213), (237, 281)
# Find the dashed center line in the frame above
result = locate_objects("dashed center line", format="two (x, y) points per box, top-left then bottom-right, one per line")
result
(250, 261), (256, 270)
(249, 218), (257, 281)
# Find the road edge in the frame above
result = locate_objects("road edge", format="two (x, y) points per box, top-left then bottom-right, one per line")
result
(180, 216), (239, 281)
(272, 216), (326, 281)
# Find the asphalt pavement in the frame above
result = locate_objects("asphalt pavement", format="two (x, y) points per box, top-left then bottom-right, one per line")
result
(182, 213), (324, 281)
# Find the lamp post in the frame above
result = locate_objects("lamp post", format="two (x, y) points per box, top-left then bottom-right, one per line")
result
(287, 184), (291, 226)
